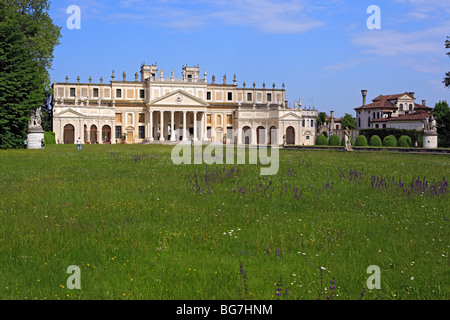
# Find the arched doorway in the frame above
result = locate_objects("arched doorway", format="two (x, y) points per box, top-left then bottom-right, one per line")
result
(242, 126), (251, 145)
(215, 127), (223, 143)
(256, 126), (265, 145)
(63, 124), (75, 144)
(84, 125), (88, 144)
(90, 125), (98, 144)
(269, 126), (277, 145)
(286, 126), (295, 145)
(102, 125), (111, 144)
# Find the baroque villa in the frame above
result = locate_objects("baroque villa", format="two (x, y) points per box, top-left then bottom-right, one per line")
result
(52, 63), (318, 146)
(355, 90), (432, 130)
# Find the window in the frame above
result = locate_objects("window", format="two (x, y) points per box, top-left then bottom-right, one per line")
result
(399, 103), (403, 111)
(306, 136), (310, 140)
(302, 120), (305, 127)
(206, 92), (211, 100)
(116, 89), (122, 98)
(227, 114), (232, 124)
(138, 113), (145, 123)
(227, 92), (233, 101)
(115, 126), (122, 139)
(139, 126), (145, 139)
(187, 74), (192, 82)
(311, 120), (314, 127)
(383, 124), (387, 128)
(409, 104), (413, 111)
(375, 124), (379, 128)
(247, 92), (252, 101)
(70, 88), (76, 97)
(336, 125), (340, 130)
(140, 89), (145, 99)
(267, 93), (272, 102)
(93, 88), (99, 98)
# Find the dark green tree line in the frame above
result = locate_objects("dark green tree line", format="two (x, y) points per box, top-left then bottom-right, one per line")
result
(0, 0), (61, 148)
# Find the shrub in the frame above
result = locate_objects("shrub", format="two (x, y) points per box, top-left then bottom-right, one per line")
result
(398, 135), (412, 147)
(44, 132), (56, 145)
(369, 135), (382, 147)
(355, 135), (368, 146)
(383, 135), (397, 147)
(328, 134), (341, 146)
(316, 135), (328, 146)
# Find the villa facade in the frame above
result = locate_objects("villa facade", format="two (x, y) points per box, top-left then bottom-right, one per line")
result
(52, 63), (318, 146)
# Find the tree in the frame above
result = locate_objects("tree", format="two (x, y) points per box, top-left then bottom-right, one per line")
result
(341, 113), (357, 129)
(444, 36), (450, 88)
(432, 100), (449, 123)
(0, 0), (61, 149)
(317, 112), (327, 126)
(433, 100), (450, 147)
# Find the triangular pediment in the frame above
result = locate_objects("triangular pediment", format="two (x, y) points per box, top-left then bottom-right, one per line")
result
(53, 108), (84, 118)
(150, 89), (209, 107)
(279, 112), (302, 121)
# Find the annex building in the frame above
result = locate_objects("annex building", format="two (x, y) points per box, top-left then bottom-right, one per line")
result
(52, 63), (318, 146)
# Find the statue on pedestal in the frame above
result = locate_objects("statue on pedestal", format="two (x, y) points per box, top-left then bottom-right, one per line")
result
(27, 107), (45, 149)
(344, 127), (353, 152)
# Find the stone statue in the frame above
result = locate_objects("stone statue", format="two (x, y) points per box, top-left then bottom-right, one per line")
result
(171, 69), (174, 78)
(28, 107), (42, 128)
(212, 75), (215, 84)
(160, 68), (163, 78)
(223, 74), (226, 84)
(135, 72), (139, 82)
(430, 115), (437, 132)
(122, 71), (126, 81)
(423, 115), (430, 131)
(344, 127), (353, 151)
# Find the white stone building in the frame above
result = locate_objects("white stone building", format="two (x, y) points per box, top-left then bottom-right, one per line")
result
(52, 63), (318, 146)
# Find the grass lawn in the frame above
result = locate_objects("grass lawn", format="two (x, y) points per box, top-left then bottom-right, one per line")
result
(0, 144), (448, 300)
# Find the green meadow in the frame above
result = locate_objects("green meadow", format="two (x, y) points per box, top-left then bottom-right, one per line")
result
(0, 144), (448, 300)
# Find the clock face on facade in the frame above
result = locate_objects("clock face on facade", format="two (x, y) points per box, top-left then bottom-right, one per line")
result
(175, 94), (184, 103)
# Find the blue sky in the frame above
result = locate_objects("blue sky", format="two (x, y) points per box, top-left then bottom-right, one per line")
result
(48, 0), (450, 117)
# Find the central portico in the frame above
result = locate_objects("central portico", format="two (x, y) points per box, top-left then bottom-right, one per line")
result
(148, 89), (209, 142)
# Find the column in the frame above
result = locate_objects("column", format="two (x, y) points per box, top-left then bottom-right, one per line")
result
(251, 125), (257, 146)
(182, 111), (187, 141)
(193, 111), (198, 141)
(149, 110), (154, 141)
(237, 124), (242, 145)
(159, 110), (165, 141)
(170, 111), (176, 141)
(202, 112), (207, 141)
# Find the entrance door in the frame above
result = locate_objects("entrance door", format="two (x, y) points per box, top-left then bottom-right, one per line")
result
(286, 126), (295, 145)
(242, 126), (251, 145)
(64, 124), (75, 144)
(90, 125), (98, 144)
(102, 125), (111, 144)
(256, 126), (265, 145)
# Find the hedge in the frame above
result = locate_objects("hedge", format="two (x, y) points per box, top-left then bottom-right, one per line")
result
(44, 132), (56, 145)
(315, 135), (328, 145)
(383, 135), (397, 147)
(369, 135), (382, 147)
(398, 135), (412, 147)
(359, 128), (422, 147)
(328, 134), (341, 146)
(355, 135), (368, 146)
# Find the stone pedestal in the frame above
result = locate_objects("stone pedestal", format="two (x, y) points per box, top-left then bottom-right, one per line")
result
(27, 127), (45, 149)
(423, 132), (438, 149)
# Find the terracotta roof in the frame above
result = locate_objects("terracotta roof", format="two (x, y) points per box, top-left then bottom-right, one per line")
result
(354, 92), (415, 110)
(325, 116), (342, 122)
(414, 103), (432, 110)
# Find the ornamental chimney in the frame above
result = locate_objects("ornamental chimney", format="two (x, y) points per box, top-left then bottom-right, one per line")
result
(361, 90), (367, 107)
